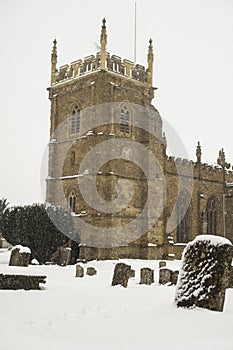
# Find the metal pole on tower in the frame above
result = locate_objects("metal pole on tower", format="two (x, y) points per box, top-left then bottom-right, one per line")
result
(134, 1), (137, 65)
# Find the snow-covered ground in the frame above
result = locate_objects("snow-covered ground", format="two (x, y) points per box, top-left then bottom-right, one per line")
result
(0, 248), (233, 350)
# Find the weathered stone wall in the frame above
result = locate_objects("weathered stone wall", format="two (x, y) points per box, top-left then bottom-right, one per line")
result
(47, 47), (233, 261)
(79, 245), (167, 262)
(165, 158), (233, 255)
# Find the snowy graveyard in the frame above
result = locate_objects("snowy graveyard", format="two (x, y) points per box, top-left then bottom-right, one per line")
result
(0, 248), (233, 350)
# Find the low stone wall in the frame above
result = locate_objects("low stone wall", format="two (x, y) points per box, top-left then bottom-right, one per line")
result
(79, 245), (167, 261)
(0, 274), (46, 290)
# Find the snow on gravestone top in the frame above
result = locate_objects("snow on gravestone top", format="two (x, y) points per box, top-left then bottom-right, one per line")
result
(175, 235), (233, 312)
(12, 245), (31, 254)
(9, 245), (31, 267)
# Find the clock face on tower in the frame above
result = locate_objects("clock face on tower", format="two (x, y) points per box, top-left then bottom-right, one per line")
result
(121, 146), (133, 160)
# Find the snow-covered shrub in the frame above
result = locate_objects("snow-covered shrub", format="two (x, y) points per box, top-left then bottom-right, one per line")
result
(1, 204), (78, 264)
(175, 235), (233, 312)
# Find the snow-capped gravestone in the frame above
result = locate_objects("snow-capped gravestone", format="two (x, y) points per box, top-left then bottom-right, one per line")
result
(175, 235), (233, 312)
(9, 245), (31, 267)
(112, 263), (135, 288)
(140, 268), (154, 285)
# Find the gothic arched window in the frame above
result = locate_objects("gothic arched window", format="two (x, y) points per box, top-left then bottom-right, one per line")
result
(70, 106), (80, 135)
(120, 107), (130, 134)
(176, 191), (190, 243)
(206, 197), (217, 235)
(68, 191), (77, 212)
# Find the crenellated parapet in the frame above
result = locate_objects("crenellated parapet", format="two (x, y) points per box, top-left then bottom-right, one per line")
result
(165, 155), (233, 182)
(52, 52), (150, 86)
(50, 18), (153, 88)
(166, 156), (193, 174)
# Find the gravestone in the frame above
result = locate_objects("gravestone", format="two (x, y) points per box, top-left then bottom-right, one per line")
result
(171, 270), (179, 285)
(140, 268), (154, 285)
(159, 268), (172, 285)
(59, 247), (71, 266)
(112, 263), (135, 288)
(175, 235), (233, 312)
(9, 245), (31, 267)
(159, 261), (166, 268)
(76, 264), (84, 277)
(51, 246), (71, 266)
(86, 267), (97, 276)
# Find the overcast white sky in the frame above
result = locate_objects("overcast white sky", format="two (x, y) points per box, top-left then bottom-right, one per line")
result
(0, 0), (233, 206)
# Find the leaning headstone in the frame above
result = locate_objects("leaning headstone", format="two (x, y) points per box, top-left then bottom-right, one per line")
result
(140, 268), (154, 285)
(171, 270), (179, 285)
(75, 264), (84, 278)
(175, 235), (233, 312)
(159, 261), (166, 268)
(159, 268), (172, 285)
(9, 245), (31, 267)
(112, 263), (135, 288)
(86, 267), (97, 276)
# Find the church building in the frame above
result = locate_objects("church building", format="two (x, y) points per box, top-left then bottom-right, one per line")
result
(46, 19), (233, 261)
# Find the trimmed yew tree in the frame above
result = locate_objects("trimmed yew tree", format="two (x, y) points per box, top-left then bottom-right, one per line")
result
(1, 204), (77, 264)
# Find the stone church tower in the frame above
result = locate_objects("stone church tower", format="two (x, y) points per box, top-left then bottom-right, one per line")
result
(47, 19), (233, 260)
